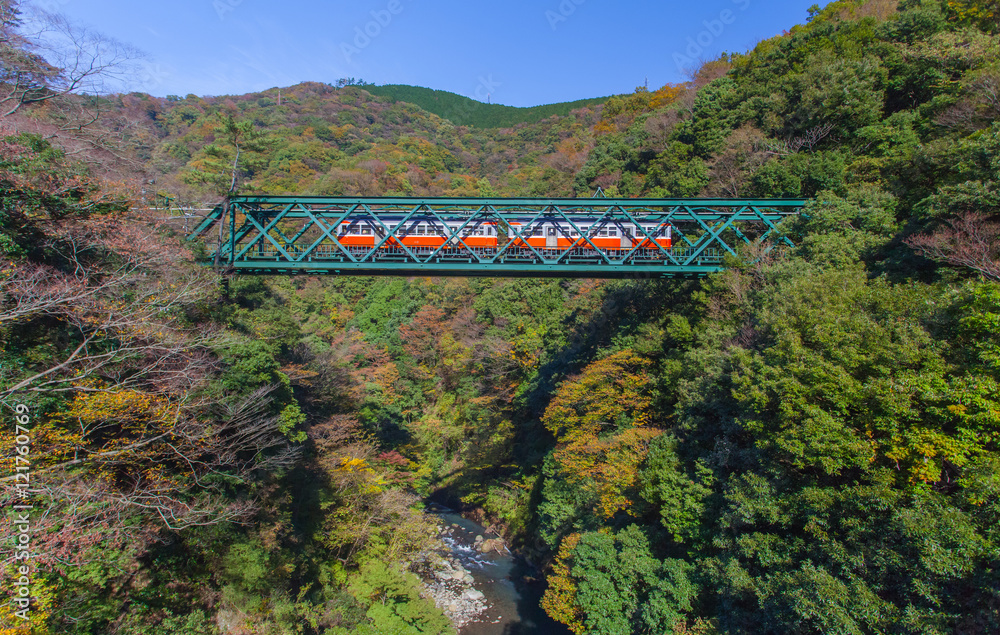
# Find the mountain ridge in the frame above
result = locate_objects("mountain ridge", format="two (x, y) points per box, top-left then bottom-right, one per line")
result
(361, 83), (612, 128)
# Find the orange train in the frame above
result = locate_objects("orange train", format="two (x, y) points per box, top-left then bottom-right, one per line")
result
(335, 218), (672, 251)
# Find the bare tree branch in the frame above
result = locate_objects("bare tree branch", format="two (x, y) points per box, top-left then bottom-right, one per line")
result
(755, 123), (836, 157)
(0, 2), (140, 117)
(906, 212), (1000, 281)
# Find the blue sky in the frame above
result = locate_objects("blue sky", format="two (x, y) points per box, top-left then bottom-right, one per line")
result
(49, 0), (817, 107)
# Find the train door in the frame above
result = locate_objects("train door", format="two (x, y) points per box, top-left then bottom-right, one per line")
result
(621, 227), (632, 249)
(547, 226), (558, 249)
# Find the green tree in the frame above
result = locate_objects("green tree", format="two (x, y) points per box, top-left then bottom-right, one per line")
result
(185, 114), (272, 196)
(346, 561), (453, 635)
(542, 526), (697, 635)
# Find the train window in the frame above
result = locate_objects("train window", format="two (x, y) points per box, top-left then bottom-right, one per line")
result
(609, 228), (618, 237)
(352, 227), (360, 235)
(361, 227), (372, 236)
(600, 228), (608, 237)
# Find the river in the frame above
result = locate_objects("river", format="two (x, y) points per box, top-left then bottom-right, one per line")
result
(426, 503), (571, 635)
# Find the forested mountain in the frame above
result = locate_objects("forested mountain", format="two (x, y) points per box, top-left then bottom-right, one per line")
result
(2, 0), (999, 634)
(134, 80), (605, 203)
(361, 84), (610, 128)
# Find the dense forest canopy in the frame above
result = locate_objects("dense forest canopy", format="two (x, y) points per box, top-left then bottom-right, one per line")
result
(1, 0), (999, 633)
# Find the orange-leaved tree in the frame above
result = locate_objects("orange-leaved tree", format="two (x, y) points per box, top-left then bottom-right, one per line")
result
(541, 350), (661, 519)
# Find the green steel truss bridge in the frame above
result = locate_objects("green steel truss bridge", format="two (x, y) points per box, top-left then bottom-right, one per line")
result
(186, 196), (807, 278)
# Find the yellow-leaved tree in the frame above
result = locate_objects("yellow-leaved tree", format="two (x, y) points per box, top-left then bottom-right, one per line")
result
(541, 350), (661, 520)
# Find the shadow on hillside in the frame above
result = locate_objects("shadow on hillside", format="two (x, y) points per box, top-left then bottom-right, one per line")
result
(514, 278), (696, 452)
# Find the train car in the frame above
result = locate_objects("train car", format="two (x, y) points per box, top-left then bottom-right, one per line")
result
(510, 221), (672, 251)
(334, 218), (671, 253)
(448, 222), (499, 248)
(337, 221), (378, 248)
(636, 224), (673, 251)
(394, 219), (449, 248)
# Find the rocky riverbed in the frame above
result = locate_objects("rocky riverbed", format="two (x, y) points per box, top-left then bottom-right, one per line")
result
(412, 504), (570, 635)
(410, 519), (505, 629)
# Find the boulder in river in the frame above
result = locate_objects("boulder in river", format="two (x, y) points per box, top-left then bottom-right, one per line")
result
(478, 538), (505, 553)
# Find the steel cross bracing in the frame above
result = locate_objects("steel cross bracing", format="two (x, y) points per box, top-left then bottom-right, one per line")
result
(186, 196), (807, 278)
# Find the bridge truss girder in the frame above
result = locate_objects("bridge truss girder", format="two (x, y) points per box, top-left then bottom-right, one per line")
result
(186, 196), (807, 278)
